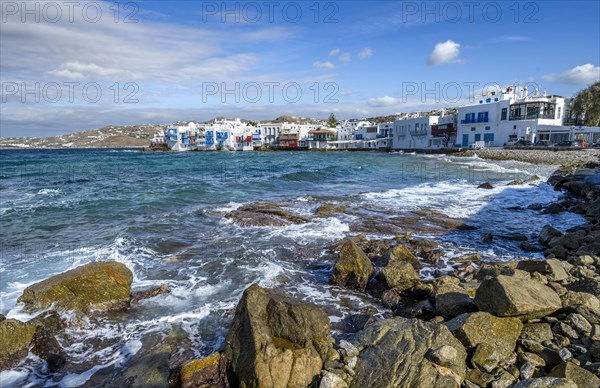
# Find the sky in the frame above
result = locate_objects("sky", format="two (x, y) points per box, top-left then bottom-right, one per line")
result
(1, 0), (599, 137)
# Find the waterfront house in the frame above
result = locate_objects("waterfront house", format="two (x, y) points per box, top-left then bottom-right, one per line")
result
(306, 128), (337, 149)
(165, 122), (202, 151)
(392, 115), (439, 150)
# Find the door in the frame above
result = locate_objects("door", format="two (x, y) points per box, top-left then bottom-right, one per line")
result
(474, 134), (481, 142)
(462, 134), (468, 146)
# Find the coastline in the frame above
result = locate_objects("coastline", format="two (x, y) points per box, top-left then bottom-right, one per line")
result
(0, 151), (599, 387)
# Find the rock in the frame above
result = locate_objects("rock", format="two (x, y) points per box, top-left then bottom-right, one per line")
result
(566, 313), (592, 334)
(518, 351), (546, 367)
(337, 314), (376, 333)
(591, 341), (600, 361)
(319, 372), (348, 388)
(330, 240), (375, 292)
(435, 284), (476, 319)
(388, 244), (422, 270)
(0, 319), (37, 370)
(338, 340), (359, 360)
(541, 348), (573, 368)
(226, 202), (310, 226)
(554, 322), (578, 339)
(474, 264), (530, 281)
(17, 261), (133, 316)
(544, 204), (566, 214)
(380, 261), (419, 291)
(561, 291), (600, 310)
(315, 203), (347, 218)
(120, 344), (171, 388)
(549, 362), (600, 388)
(471, 342), (504, 373)
(513, 377), (577, 388)
(540, 225), (563, 246)
(225, 284), (331, 388)
(521, 323), (554, 343)
(445, 312), (522, 369)
(483, 234), (494, 242)
(474, 275), (562, 320)
(516, 259), (569, 282)
(566, 278), (600, 296)
(520, 362), (536, 379)
(521, 241), (541, 252)
(545, 246), (570, 260)
(29, 311), (67, 372)
(427, 345), (460, 368)
(350, 318), (467, 388)
(130, 284), (170, 304)
(171, 352), (228, 388)
(394, 299), (436, 320)
(478, 182), (494, 189)
(466, 369), (495, 386)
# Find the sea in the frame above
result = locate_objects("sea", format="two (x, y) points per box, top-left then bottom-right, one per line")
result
(0, 149), (587, 386)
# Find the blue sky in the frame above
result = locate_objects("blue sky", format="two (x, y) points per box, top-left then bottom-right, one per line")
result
(1, 0), (599, 137)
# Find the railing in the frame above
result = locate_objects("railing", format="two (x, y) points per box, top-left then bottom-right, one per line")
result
(461, 117), (488, 124)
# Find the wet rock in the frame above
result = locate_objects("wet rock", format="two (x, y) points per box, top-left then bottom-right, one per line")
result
(484, 234), (494, 242)
(130, 284), (170, 304)
(516, 259), (569, 282)
(541, 348), (573, 369)
(17, 261), (133, 316)
(380, 261), (419, 292)
(513, 377), (577, 387)
(387, 244), (422, 270)
(478, 182), (494, 189)
(540, 225), (563, 246)
(545, 246), (570, 260)
(548, 362), (600, 388)
(0, 318), (37, 370)
(120, 344), (171, 388)
(337, 313), (376, 334)
(474, 264), (530, 281)
(315, 203), (347, 218)
(427, 345), (460, 368)
(330, 240), (374, 292)
(474, 275), (562, 320)
(565, 313), (592, 335)
(394, 299), (437, 320)
(171, 352), (228, 388)
(29, 311), (67, 372)
(521, 241), (542, 252)
(226, 202), (310, 226)
(549, 234), (580, 251)
(225, 284), (331, 388)
(446, 312), (522, 369)
(350, 318), (467, 387)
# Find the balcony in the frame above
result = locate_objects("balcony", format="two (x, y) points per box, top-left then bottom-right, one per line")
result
(460, 117), (489, 124)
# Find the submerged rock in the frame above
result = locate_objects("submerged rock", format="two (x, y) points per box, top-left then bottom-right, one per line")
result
(225, 284), (332, 388)
(477, 182), (494, 189)
(350, 317), (467, 388)
(171, 352), (228, 388)
(330, 240), (374, 292)
(17, 261), (133, 316)
(226, 202), (310, 226)
(315, 203), (347, 218)
(0, 319), (37, 370)
(474, 275), (562, 320)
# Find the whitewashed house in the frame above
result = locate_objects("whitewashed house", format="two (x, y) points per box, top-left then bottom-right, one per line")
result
(392, 115), (439, 149)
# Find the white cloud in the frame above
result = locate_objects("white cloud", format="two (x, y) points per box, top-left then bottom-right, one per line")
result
(543, 64), (600, 85)
(339, 53), (351, 62)
(358, 48), (373, 59)
(313, 61), (336, 69)
(367, 96), (400, 107)
(48, 61), (139, 80)
(329, 48), (341, 56)
(427, 40), (461, 66)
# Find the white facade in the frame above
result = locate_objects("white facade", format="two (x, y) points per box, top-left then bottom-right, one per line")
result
(204, 118), (255, 151)
(456, 87), (567, 147)
(392, 115), (439, 149)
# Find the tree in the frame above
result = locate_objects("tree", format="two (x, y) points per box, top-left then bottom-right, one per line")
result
(326, 113), (338, 128)
(572, 81), (600, 127)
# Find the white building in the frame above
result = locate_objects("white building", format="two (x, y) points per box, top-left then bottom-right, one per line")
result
(204, 118), (255, 151)
(392, 115), (439, 149)
(258, 122), (282, 146)
(456, 87), (567, 147)
(165, 122), (202, 151)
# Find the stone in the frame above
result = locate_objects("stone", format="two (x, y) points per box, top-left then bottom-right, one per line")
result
(471, 342), (504, 373)
(549, 234), (580, 251)
(591, 341), (600, 361)
(338, 340), (359, 359)
(566, 313), (592, 334)
(121, 344), (171, 388)
(516, 259), (569, 282)
(388, 244), (422, 270)
(518, 351), (546, 367)
(226, 202), (310, 226)
(555, 322), (578, 339)
(466, 369), (495, 386)
(0, 319), (37, 370)
(521, 323), (554, 343)
(561, 292), (600, 310)
(225, 284), (332, 388)
(17, 261), (133, 316)
(350, 318), (467, 388)
(475, 264), (530, 281)
(29, 311), (67, 372)
(330, 240), (375, 292)
(513, 377), (577, 388)
(474, 275), (562, 320)
(521, 241), (541, 252)
(427, 345), (460, 368)
(541, 348), (573, 369)
(540, 225), (563, 246)
(566, 279), (600, 296)
(380, 261), (419, 291)
(319, 372), (348, 388)
(446, 312), (522, 368)
(435, 284), (476, 319)
(315, 203), (347, 218)
(548, 362), (600, 388)
(520, 362), (536, 379)
(172, 353), (228, 388)
(545, 246), (570, 260)
(478, 182), (494, 189)
(130, 284), (170, 304)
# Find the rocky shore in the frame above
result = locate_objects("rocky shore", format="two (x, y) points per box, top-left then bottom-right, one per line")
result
(1, 164), (599, 387)
(455, 149), (600, 167)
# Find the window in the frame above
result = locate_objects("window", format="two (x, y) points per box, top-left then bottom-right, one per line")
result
(475, 134), (481, 141)
(471, 127), (476, 131)
(557, 107), (562, 119)
(484, 133), (494, 142)
(513, 125), (517, 130)
(485, 126), (491, 130)
(501, 108), (507, 120)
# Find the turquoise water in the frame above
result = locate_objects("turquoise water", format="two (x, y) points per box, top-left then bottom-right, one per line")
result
(0, 149), (585, 385)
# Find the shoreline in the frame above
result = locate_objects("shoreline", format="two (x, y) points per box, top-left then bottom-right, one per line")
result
(0, 153), (599, 386)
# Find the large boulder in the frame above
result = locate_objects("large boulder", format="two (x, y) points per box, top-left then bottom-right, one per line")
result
(513, 377), (577, 387)
(225, 284), (332, 388)
(516, 259), (569, 282)
(17, 261), (133, 316)
(349, 318), (467, 388)
(474, 275), (562, 320)
(388, 244), (422, 270)
(548, 362), (600, 388)
(330, 240), (374, 292)
(380, 261), (420, 292)
(445, 312), (522, 372)
(0, 319), (37, 370)
(435, 283), (476, 319)
(539, 225), (562, 246)
(171, 352), (228, 388)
